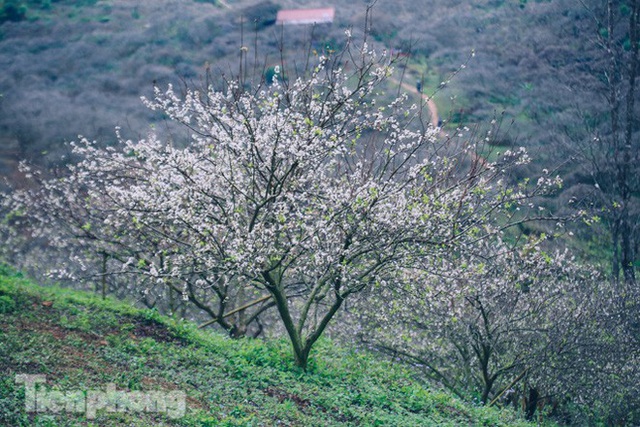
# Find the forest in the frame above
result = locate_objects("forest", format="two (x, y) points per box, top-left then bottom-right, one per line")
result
(0, 0), (638, 425)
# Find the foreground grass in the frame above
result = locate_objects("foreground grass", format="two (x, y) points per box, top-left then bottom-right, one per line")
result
(0, 266), (542, 426)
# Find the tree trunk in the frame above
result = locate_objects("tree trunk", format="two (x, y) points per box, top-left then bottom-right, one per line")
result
(525, 387), (539, 420)
(612, 218), (621, 284)
(621, 207), (637, 286)
(262, 271), (306, 367)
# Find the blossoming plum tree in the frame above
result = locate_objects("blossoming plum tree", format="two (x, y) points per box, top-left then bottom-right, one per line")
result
(349, 235), (598, 411)
(6, 36), (562, 368)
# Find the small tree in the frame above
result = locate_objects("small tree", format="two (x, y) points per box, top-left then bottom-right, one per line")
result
(349, 235), (596, 407)
(6, 34), (561, 369)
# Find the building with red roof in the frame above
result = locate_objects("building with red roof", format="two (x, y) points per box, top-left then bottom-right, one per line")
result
(276, 7), (335, 25)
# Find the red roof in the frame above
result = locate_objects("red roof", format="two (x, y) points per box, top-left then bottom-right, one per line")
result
(276, 7), (335, 25)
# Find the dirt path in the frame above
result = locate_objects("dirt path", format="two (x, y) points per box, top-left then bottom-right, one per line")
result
(390, 77), (440, 128)
(391, 74), (488, 170)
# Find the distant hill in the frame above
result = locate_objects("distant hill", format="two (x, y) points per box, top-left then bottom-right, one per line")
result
(0, 0), (565, 173)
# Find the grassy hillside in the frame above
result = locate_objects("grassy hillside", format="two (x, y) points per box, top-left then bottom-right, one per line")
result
(0, 266), (544, 426)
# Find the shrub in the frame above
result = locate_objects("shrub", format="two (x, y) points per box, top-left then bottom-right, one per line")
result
(0, 295), (16, 313)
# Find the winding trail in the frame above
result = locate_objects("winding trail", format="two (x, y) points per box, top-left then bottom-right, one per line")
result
(391, 71), (488, 170)
(390, 76), (440, 129)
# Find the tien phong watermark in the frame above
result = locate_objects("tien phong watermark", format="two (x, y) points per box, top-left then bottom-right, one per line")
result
(15, 374), (186, 419)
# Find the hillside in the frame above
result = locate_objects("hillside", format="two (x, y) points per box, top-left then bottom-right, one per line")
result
(0, 266), (543, 426)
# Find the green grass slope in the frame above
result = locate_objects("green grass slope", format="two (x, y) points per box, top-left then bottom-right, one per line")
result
(0, 266), (543, 426)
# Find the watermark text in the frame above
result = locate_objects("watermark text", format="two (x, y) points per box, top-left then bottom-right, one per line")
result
(15, 374), (186, 419)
